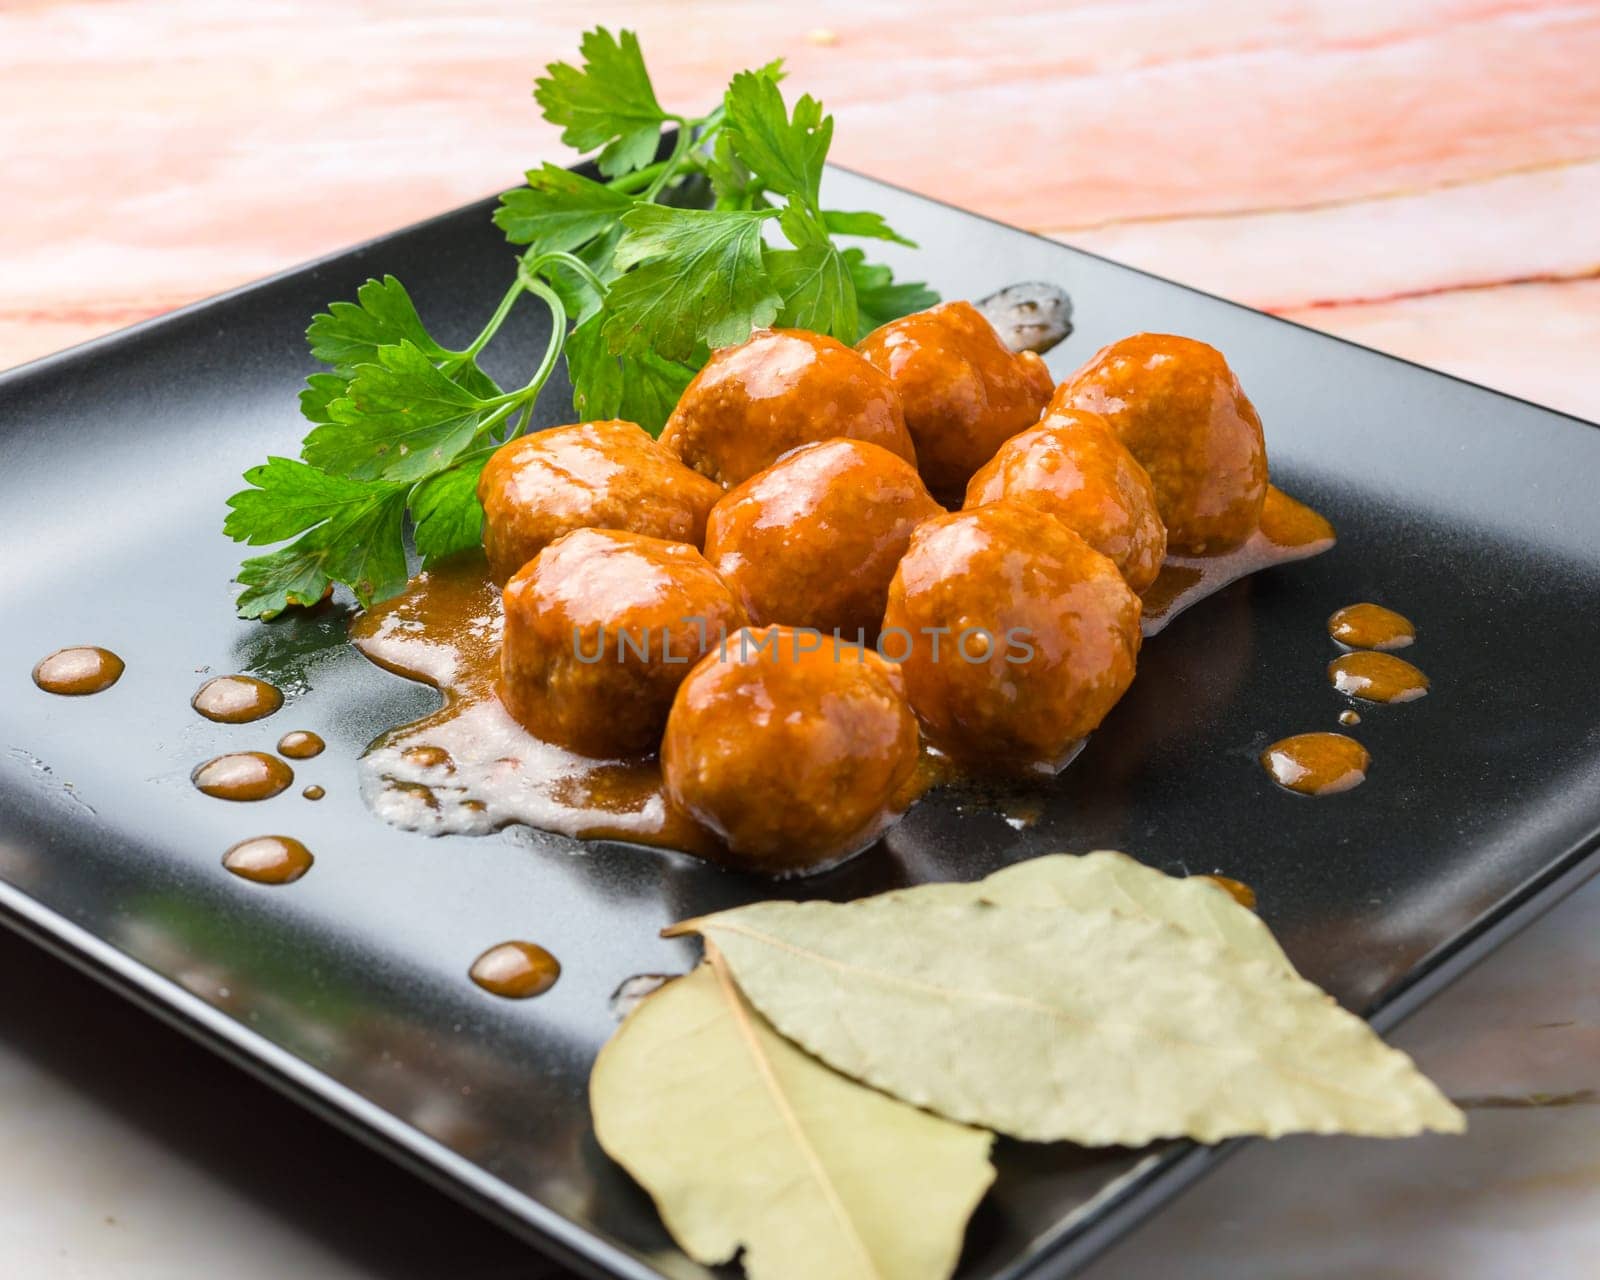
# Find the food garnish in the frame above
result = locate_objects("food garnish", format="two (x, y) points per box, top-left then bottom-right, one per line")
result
(595, 852), (1461, 1279)
(223, 28), (935, 619)
(591, 959), (993, 1280)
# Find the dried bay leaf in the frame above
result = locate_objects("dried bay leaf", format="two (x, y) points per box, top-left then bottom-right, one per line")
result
(880, 853), (1289, 973)
(589, 959), (995, 1280)
(675, 899), (1464, 1145)
(978, 851), (1294, 974)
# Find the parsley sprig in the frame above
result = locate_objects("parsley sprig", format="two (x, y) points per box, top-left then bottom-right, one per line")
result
(225, 28), (936, 619)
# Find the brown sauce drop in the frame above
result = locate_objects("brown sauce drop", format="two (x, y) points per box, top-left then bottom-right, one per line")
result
(222, 836), (313, 884)
(1261, 733), (1369, 796)
(32, 647), (124, 696)
(1328, 602), (1415, 650)
(1142, 487), (1336, 636)
(469, 941), (561, 999)
(277, 730), (325, 759)
(1199, 874), (1256, 910)
(1339, 709), (1362, 727)
(1329, 652), (1430, 704)
(302, 785), (326, 801)
(192, 752), (294, 801)
(192, 675), (283, 723)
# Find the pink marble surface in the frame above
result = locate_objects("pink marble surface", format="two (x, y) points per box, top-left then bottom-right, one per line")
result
(2, 2), (1599, 1278)
(2, 0), (1599, 423)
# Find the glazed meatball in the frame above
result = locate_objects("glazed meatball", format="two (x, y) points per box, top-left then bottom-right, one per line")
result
(477, 420), (723, 582)
(660, 329), (915, 487)
(500, 529), (745, 758)
(882, 501), (1141, 771)
(662, 627), (920, 874)
(857, 300), (1054, 499)
(965, 407), (1167, 593)
(1056, 334), (1267, 554)
(703, 439), (944, 639)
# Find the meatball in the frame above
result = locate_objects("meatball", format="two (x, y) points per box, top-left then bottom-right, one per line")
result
(500, 529), (745, 758)
(477, 420), (723, 582)
(1056, 334), (1267, 554)
(703, 439), (944, 639)
(660, 329), (915, 487)
(965, 407), (1167, 593)
(882, 501), (1141, 771)
(857, 300), (1054, 499)
(663, 627), (920, 874)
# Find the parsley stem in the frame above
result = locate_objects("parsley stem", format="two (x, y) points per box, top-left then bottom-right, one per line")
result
(522, 250), (607, 301)
(642, 120), (695, 202)
(486, 268), (568, 443)
(608, 162), (668, 194)
(460, 278), (526, 361)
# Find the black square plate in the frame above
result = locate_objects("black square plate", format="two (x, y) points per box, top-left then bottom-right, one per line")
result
(3, 167), (1600, 1279)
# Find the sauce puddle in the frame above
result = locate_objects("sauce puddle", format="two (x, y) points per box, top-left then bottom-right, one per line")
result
(1328, 602), (1415, 650)
(1141, 488), (1335, 636)
(1261, 733), (1370, 796)
(350, 557), (718, 854)
(33, 647), (124, 695)
(1329, 652), (1430, 704)
(192, 675), (283, 723)
(352, 488), (1333, 853)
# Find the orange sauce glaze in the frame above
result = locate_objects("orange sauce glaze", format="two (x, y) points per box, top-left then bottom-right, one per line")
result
(350, 487), (1333, 856)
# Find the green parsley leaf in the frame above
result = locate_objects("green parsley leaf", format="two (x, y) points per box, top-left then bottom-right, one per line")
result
(411, 457), (490, 564)
(620, 348), (697, 433)
(224, 456), (388, 545)
(605, 206), (780, 360)
(769, 202), (856, 337)
(769, 244), (857, 336)
(306, 276), (449, 372)
(234, 544), (335, 621)
(299, 372), (349, 425)
(233, 482), (408, 619)
(494, 163), (637, 252)
(535, 27), (666, 178)
(233, 29), (943, 617)
(567, 312), (696, 434)
(565, 312), (622, 419)
(723, 70), (831, 206)
(823, 210), (917, 248)
(303, 342), (492, 482)
(845, 248), (939, 338)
